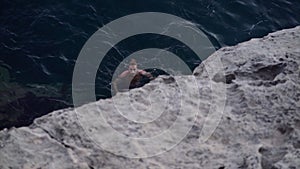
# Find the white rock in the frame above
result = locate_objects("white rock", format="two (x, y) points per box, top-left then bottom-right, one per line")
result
(0, 26), (300, 169)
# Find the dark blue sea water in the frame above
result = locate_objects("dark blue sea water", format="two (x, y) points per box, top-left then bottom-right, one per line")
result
(1, 0), (300, 129)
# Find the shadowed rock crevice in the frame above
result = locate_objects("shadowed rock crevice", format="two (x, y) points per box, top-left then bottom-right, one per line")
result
(236, 62), (286, 81)
(212, 73), (236, 84)
(37, 125), (73, 150)
(259, 147), (288, 169)
(212, 62), (287, 84)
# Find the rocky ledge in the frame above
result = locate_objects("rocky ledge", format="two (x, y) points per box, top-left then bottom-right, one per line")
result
(1, 26), (300, 169)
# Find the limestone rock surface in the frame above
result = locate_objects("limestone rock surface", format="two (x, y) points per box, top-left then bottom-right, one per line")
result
(1, 26), (300, 169)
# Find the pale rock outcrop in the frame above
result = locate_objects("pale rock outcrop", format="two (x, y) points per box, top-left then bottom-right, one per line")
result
(0, 26), (299, 169)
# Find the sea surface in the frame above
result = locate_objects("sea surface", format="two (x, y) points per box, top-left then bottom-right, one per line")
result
(1, 0), (300, 129)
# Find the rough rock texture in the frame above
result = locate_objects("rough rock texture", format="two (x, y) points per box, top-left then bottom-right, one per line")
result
(1, 26), (300, 169)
